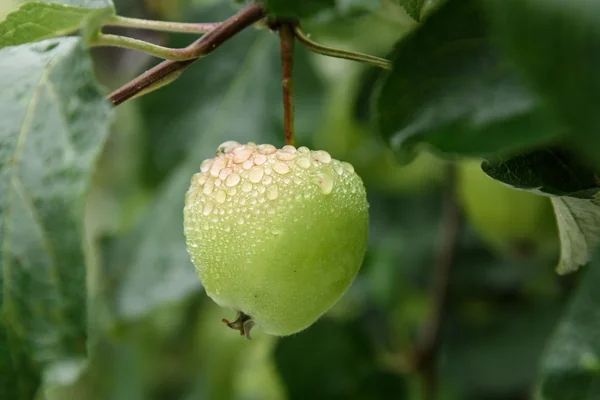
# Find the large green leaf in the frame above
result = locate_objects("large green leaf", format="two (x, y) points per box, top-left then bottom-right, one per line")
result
(482, 151), (600, 274)
(0, 37), (111, 397)
(375, 0), (562, 162)
(264, 0), (334, 18)
(264, 0), (382, 19)
(110, 3), (325, 319)
(483, 0), (600, 165)
(537, 249), (600, 399)
(0, 0), (115, 49)
(482, 149), (600, 199)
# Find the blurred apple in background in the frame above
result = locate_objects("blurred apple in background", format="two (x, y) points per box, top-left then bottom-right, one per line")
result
(457, 160), (559, 259)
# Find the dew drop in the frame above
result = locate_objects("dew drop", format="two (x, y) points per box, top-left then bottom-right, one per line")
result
(210, 158), (227, 176)
(217, 141), (241, 155)
(254, 154), (267, 165)
(215, 190), (227, 204)
(270, 226), (281, 235)
(225, 173), (241, 187)
(296, 157), (311, 169)
(277, 151), (297, 161)
(263, 175), (273, 185)
(243, 160), (253, 170)
(333, 163), (344, 175)
(249, 166), (265, 183)
(203, 202), (215, 216)
(203, 180), (214, 194)
(219, 167), (232, 180)
(267, 185), (279, 200)
(273, 162), (290, 175)
(312, 150), (332, 164)
(233, 148), (253, 164)
(242, 182), (253, 192)
(200, 159), (213, 173)
(258, 144), (277, 155)
(343, 162), (355, 173)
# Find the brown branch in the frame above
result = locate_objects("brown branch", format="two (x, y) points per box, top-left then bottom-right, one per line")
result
(107, 3), (266, 106)
(412, 166), (461, 400)
(278, 22), (296, 146)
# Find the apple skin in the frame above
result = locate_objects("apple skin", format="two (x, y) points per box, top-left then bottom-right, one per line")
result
(457, 160), (558, 256)
(184, 142), (369, 336)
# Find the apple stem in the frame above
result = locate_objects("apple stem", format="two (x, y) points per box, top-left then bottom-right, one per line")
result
(278, 22), (296, 146)
(222, 311), (255, 340)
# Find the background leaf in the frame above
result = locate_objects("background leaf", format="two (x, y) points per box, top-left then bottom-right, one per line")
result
(375, 0), (562, 162)
(482, 149), (600, 199)
(263, 0), (333, 19)
(0, 37), (111, 398)
(483, 0), (600, 166)
(0, 0), (115, 49)
(481, 150), (600, 274)
(537, 249), (600, 399)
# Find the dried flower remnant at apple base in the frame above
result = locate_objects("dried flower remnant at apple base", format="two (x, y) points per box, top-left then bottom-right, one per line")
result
(183, 141), (369, 337)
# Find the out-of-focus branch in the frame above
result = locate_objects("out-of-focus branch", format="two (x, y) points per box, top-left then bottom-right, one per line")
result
(413, 165), (461, 400)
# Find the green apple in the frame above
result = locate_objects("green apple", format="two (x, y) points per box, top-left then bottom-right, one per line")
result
(184, 142), (369, 337)
(457, 160), (558, 256)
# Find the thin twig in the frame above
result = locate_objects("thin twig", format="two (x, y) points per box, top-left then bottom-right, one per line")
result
(413, 166), (461, 400)
(106, 15), (220, 34)
(278, 23), (295, 146)
(90, 34), (196, 61)
(107, 3), (266, 106)
(293, 25), (393, 71)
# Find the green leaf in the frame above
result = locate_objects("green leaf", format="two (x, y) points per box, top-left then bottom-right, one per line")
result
(263, 0), (381, 19)
(482, 149), (600, 199)
(394, 0), (425, 21)
(0, 1), (115, 49)
(275, 318), (406, 399)
(263, 0), (333, 18)
(483, 0), (600, 165)
(375, 0), (563, 162)
(111, 3), (325, 319)
(0, 37), (111, 396)
(0, 326), (20, 399)
(551, 196), (600, 275)
(481, 150), (600, 274)
(537, 250), (600, 399)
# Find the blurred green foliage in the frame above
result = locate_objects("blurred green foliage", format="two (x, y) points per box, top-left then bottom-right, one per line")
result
(1, 0), (600, 399)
